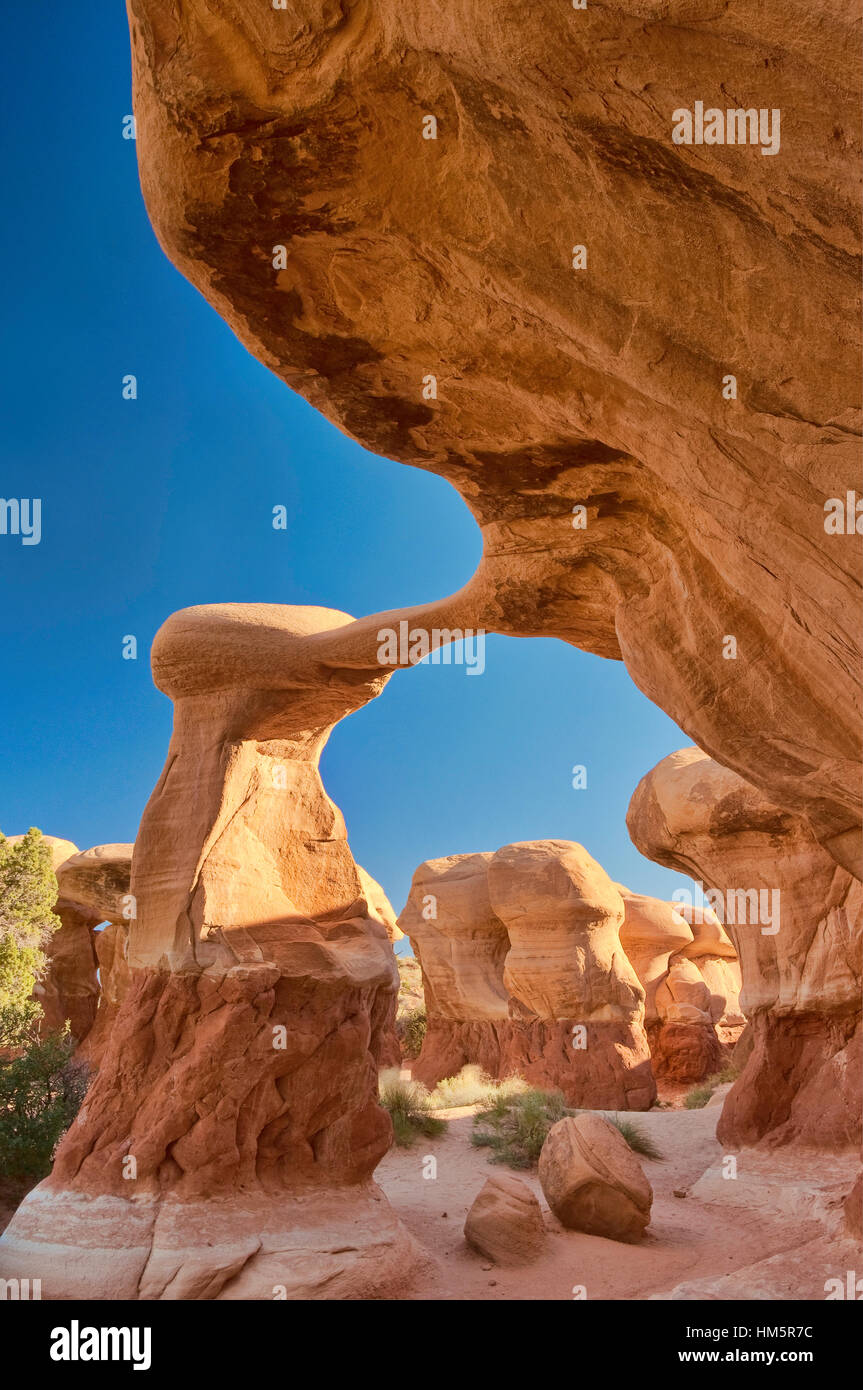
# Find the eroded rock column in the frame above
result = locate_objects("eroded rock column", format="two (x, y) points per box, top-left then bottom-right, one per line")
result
(618, 888), (740, 1083)
(401, 840), (655, 1109)
(628, 747), (861, 1148)
(0, 603), (420, 1300)
(399, 852), (510, 1085)
(55, 844), (135, 1066)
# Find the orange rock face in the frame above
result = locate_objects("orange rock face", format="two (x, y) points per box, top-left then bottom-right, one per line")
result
(401, 841), (656, 1109)
(114, 0), (859, 1189)
(628, 748), (862, 1148)
(125, 0), (861, 881)
(80, 920), (132, 1065)
(53, 844), (135, 1058)
(0, 605), (419, 1300)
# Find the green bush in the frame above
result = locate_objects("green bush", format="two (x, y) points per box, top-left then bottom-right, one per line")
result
(472, 1087), (573, 1168)
(684, 1084), (714, 1109)
(378, 1070), (446, 1147)
(472, 1090), (666, 1168)
(608, 1115), (664, 1161)
(0, 828), (60, 1046)
(0, 1029), (89, 1181)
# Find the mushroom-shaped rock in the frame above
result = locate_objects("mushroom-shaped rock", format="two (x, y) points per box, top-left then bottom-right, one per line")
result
(538, 1113), (652, 1243)
(0, 604), (420, 1301)
(651, 956), (722, 1081)
(628, 747), (862, 1148)
(464, 1173), (546, 1266)
(617, 888), (694, 1024)
(400, 853), (507, 1023)
(399, 852), (512, 1087)
(489, 842), (643, 1023)
(401, 841), (655, 1109)
(487, 841), (655, 1110)
(55, 844), (134, 925)
(618, 887), (736, 1081)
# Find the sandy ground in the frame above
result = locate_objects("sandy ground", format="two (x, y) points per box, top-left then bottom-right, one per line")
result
(2, 1094), (855, 1301)
(376, 1103), (854, 1301)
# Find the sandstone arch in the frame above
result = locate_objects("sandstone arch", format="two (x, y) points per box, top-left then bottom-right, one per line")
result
(125, 0), (861, 875)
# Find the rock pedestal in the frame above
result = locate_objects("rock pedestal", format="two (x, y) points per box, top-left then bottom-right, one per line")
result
(402, 841), (656, 1109)
(0, 604), (419, 1299)
(628, 747), (862, 1148)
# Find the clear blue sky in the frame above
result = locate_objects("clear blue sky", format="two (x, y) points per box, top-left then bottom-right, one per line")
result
(0, 5), (697, 927)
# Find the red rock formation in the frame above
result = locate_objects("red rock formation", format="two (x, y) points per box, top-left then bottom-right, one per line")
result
(62, 845), (400, 1068)
(617, 888), (741, 1083)
(401, 842), (656, 1109)
(82, 920), (132, 1066)
(464, 1173), (546, 1266)
(53, 844), (136, 1065)
(628, 748), (862, 1148)
(125, 0), (861, 880)
(0, 604), (420, 1300)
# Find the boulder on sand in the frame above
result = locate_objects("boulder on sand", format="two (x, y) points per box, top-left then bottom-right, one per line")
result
(464, 1172), (546, 1266)
(538, 1113), (652, 1243)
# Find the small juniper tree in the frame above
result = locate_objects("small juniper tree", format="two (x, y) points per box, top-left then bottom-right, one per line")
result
(0, 829), (87, 1182)
(0, 828), (60, 1046)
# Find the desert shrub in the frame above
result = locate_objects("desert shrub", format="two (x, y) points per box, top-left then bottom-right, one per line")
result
(378, 1070), (446, 1147)
(683, 1063), (739, 1110)
(708, 1062), (740, 1085)
(0, 1028), (89, 1180)
(472, 1087), (572, 1168)
(684, 1084), (714, 1109)
(473, 1090), (667, 1168)
(608, 1115), (664, 1161)
(427, 1065), (527, 1111)
(396, 1006), (427, 1060)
